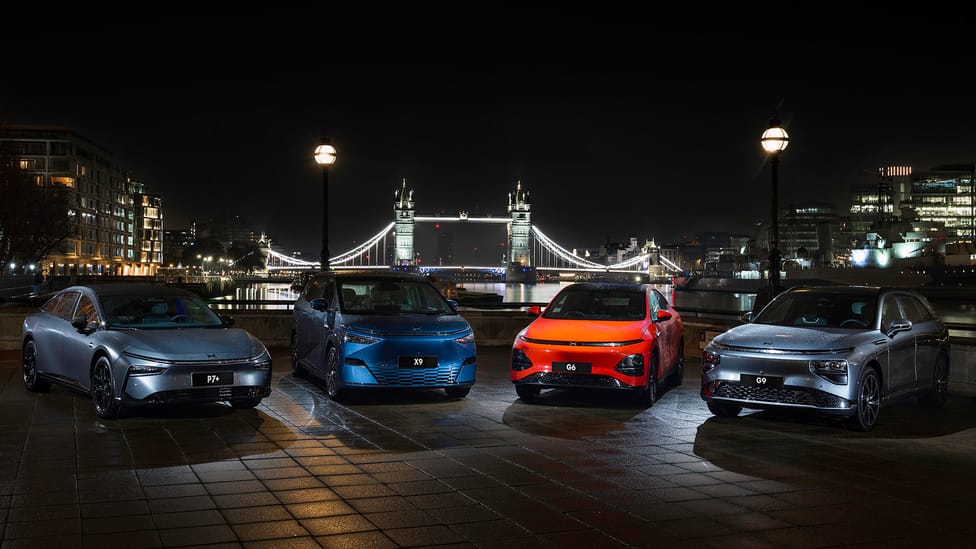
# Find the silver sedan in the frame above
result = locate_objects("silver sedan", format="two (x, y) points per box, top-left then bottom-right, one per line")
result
(700, 285), (950, 431)
(21, 283), (272, 418)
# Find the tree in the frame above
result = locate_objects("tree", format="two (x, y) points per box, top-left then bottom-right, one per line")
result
(0, 142), (75, 276)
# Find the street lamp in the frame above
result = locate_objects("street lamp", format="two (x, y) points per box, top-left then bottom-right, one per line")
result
(314, 133), (337, 271)
(761, 118), (789, 297)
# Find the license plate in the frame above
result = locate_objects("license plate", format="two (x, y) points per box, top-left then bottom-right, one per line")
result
(741, 374), (783, 387)
(553, 361), (591, 374)
(398, 356), (437, 368)
(192, 372), (233, 386)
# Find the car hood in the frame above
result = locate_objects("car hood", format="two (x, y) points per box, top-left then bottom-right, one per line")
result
(712, 323), (880, 352)
(341, 314), (471, 336)
(522, 317), (646, 343)
(117, 328), (267, 361)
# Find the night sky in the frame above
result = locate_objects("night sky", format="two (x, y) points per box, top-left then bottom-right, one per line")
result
(3, 14), (974, 264)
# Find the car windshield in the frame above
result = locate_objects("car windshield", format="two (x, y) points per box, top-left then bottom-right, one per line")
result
(542, 287), (645, 321)
(100, 293), (224, 328)
(338, 279), (454, 315)
(754, 290), (878, 329)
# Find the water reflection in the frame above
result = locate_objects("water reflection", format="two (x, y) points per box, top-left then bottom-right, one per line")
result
(218, 280), (970, 323)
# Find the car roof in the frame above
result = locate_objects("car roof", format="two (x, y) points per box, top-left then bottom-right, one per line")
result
(563, 281), (649, 292)
(63, 283), (200, 298)
(315, 270), (430, 282)
(786, 285), (919, 297)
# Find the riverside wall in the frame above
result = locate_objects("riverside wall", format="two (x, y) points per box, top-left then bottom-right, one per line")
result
(2, 306), (974, 396)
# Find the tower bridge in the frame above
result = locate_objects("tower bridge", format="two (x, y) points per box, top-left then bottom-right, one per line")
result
(263, 180), (684, 281)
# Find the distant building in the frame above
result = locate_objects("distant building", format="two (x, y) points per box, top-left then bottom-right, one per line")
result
(0, 125), (161, 276)
(906, 164), (975, 241)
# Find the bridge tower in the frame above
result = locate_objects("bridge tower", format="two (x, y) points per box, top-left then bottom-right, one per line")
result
(506, 180), (536, 282)
(393, 179), (416, 265)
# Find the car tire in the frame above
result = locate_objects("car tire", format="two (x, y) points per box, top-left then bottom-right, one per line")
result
(445, 386), (470, 398)
(846, 367), (881, 432)
(290, 332), (306, 378)
(325, 345), (345, 401)
(515, 385), (541, 400)
(91, 356), (124, 419)
(707, 401), (741, 417)
(638, 352), (659, 406)
(231, 397), (262, 409)
(920, 352), (949, 408)
(22, 339), (51, 392)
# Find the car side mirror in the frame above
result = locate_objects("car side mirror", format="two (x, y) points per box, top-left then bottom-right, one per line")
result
(740, 311), (755, 323)
(527, 305), (542, 316)
(655, 310), (672, 322)
(447, 299), (458, 312)
(310, 298), (329, 312)
(886, 318), (912, 338)
(220, 314), (235, 326)
(71, 316), (95, 333)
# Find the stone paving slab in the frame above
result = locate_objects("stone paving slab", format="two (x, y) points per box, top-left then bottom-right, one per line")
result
(1, 347), (975, 548)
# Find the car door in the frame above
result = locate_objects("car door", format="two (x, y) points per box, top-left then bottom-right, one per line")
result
(307, 277), (338, 375)
(34, 290), (81, 380)
(294, 275), (325, 368)
(896, 293), (942, 393)
(649, 289), (677, 378)
(60, 292), (101, 388)
(880, 293), (915, 397)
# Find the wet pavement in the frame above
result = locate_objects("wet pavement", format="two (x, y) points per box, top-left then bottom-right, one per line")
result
(2, 346), (975, 548)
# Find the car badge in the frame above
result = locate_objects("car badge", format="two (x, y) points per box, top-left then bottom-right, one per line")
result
(208, 353), (218, 358)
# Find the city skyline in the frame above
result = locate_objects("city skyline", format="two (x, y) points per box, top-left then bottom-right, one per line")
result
(3, 14), (975, 260)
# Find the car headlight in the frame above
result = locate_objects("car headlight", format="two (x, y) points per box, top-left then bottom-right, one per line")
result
(128, 364), (165, 376)
(702, 350), (720, 373)
(344, 332), (379, 345)
(809, 359), (848, 384)
(455, 332), (475, 345)
(511, 348), (532, 371)
(615, 353), (644, 376)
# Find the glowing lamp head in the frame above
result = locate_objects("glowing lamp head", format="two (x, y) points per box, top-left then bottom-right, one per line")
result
(314, 144), (337, 166)
(761, 120), (789, 153)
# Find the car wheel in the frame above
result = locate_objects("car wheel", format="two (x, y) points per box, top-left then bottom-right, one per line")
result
(707, 401), (742, 417)
(445, 386), (470, 398)
(846, 367), (881, 432)
(920, 353), (949, 408)
(22, 339), (51, 392)
(515, 385), (541, 400)
(231, 397), (262, 409)
(290, 332), (306, 378)
(325, 346), (345, 401)
(638, 352), (659, 406)
(91, 356), (124, 419)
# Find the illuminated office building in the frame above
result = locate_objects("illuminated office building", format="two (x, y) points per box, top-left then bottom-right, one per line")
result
(0, 126), (161, 276)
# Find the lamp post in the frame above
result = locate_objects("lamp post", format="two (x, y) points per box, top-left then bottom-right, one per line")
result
(314, 133), (337, 271)
(761, 118), (789, 297)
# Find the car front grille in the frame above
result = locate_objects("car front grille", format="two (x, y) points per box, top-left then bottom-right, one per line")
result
(143, 385), (269, 404)
(522, 372), (634, 389)
(712, 382), (847, 408)
(369, 365), (461, 386)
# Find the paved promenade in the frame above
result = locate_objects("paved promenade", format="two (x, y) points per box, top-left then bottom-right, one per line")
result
(2, 346), (975, 548)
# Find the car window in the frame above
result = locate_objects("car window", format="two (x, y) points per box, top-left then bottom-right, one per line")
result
(755, 290), (878, 329)
(101, 294), (223, 328)
(543, 287), (644, 321)
(76, 295), (99, 328)
(42, 290), (81, 320)
(339, 279), (453, 314)
(880, 295), (903, 328)
(304, 277), (325, 300)
(897, 295), (933, 323)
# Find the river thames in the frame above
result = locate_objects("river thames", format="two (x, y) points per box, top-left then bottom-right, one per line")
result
(214, 280), (973, 326)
